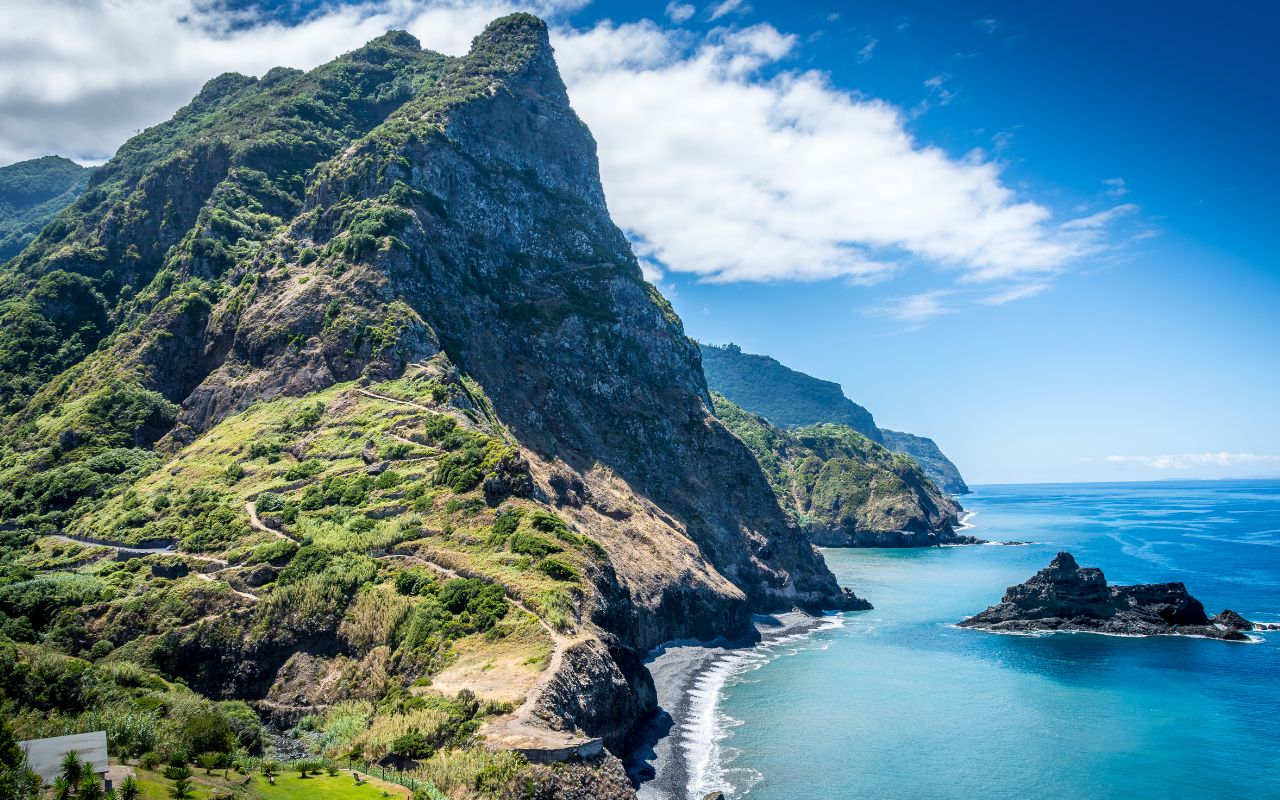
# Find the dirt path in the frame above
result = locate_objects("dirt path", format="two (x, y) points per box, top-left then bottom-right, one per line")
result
(46, 535), (228, 567)
(384, 550), (586, 752)
(357, 387), (433, 413)
(193, 572), (259, 603)
(245, 501), (297, 543)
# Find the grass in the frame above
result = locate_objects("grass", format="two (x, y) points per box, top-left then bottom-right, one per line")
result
(131, 765), (410, 800)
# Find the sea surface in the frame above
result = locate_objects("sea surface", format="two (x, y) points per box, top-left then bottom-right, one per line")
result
(686, 480), (1280, 800)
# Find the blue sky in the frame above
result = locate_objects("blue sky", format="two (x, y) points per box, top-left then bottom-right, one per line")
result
(2, 0), (1277, 483)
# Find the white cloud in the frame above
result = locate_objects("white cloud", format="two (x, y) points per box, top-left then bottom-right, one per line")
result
(872, 290), (955, 323)
(665, 2), (695, 23)
(1105, 453), (1280, 470)
(1102, 177), (1129, 198)
(974, 18), (1001, 35)
(979, 282), (1050, 305)
(856, 37), (879, 63)
(708, 0), (748, 21)
(0, 1), (1134, 291)
(561, 21), (1132, 283)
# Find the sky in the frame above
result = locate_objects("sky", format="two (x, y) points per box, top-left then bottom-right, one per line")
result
(1, 0), (1277, 484)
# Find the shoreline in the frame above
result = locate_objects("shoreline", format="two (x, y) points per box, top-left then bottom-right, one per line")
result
(628, 612), (837, 800)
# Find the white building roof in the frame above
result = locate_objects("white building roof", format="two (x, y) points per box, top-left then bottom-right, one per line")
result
(18, 731), (109, 784)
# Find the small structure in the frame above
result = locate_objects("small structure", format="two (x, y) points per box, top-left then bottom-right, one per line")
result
(18, 731), (110, 788)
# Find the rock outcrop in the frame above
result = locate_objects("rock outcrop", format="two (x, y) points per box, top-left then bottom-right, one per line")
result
(959, 552), (1255, 640)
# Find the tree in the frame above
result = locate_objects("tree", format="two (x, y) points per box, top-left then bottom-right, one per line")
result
(118, 775), (140, 800)
(196, 752), (221, 775)
(166, 766), (193, 800)
(60, 751), (84, 786)
(0, 716), (39, 800)
(260, 759), (278, 785)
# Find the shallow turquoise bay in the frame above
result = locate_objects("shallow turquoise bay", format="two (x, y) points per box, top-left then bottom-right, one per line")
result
(707, 480), (1280, 799)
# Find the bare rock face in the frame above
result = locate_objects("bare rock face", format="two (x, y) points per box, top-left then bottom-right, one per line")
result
(959, 552), (1255, 640)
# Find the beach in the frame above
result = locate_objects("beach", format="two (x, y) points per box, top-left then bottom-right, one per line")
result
(628, 612), (838, 800)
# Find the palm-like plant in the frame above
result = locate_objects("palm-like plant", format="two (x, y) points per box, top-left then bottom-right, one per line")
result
(52, 775), (73, 800)
(78, 773), (104, 800)
(118, 775), (140, 800)
(61, 751), (84, 786)
(195, 752), (221, 775)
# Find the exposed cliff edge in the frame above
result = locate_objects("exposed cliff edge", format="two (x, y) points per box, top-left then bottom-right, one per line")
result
(698, 343), (970, 495)
(712, 394), (972, 547)
(958, 552), (1258, 640)
(0, 14), (865, 791)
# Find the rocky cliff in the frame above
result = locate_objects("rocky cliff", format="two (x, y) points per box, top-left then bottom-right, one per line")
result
(698, 343), (970, 495)
(0, 15), (864, 793)
(712, 394), (968, 546)
(959, 552), (1255, 640)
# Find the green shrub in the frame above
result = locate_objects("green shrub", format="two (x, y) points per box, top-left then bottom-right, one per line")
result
(255, 492), (285, 513)
(509, 533), (557, 558)
(537, 557), (578, 582)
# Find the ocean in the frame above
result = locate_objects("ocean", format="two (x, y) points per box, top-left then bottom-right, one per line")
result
(663, 480), (1280, 800)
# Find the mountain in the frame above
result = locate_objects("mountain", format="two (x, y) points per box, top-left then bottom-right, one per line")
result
(712, 394), (966, 546)
(699, 343), (882, 441)
(0, 155), (91, 262)
(699, 342), (970, 494)
(879, 429), (970, 495)
(0, 16), (863, 796)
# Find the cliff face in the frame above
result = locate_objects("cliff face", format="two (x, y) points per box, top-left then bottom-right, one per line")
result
(0, 156), (90, 263)
(697, 343), (970, 496)
(879, 430), (969, 495)
(713, 394), (965, 547)
(0, 15), (862, 771)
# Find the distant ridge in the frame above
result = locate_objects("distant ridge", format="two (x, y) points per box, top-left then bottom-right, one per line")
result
(699, 342), (969, 494)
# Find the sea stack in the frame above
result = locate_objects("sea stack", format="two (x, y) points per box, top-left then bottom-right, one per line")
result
(958, 552), (1256, 641)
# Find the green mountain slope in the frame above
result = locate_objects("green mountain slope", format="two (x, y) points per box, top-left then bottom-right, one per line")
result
(699, 342), (970, 495)
(713, 394), (967, 546)
(699, 343), (881, 440)
(0, 16), (863, 792)
(880, 429), (970, 494)
(0, 156), (91, 263)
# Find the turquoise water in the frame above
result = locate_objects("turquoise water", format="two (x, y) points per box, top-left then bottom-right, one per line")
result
(704, 480), (1280, 800)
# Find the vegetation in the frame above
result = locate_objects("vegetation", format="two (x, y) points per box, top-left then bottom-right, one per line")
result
(713, 393), (959, 540)
(699, 342), (881, 438)
(0, 156), (91, 263)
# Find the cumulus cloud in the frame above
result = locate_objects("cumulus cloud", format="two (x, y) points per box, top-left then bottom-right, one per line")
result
(0, 0), (1135, 292)
(1105, 453), (1280, 470)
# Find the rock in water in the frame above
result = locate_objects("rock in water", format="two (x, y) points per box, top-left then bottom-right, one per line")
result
(959, 552), (1254, 640)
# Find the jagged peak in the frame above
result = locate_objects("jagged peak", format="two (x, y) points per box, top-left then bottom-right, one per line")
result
(1048, 551), (1079, 570)
(471, 13), (551, 55)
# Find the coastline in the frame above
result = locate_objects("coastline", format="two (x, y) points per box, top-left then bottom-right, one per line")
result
(628, 612), (839, 800)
